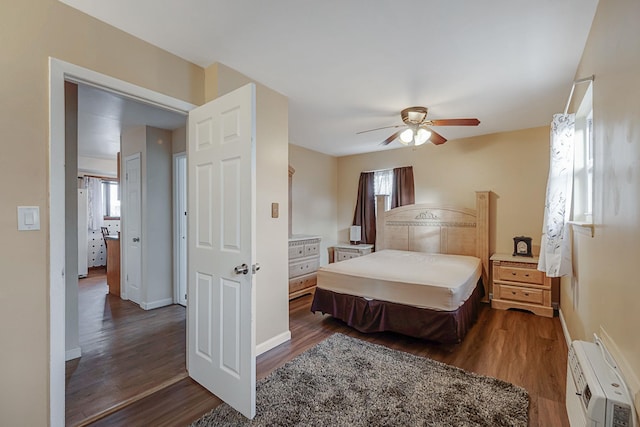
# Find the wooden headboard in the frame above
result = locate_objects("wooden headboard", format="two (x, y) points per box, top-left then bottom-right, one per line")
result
(375, 191), (490, 298)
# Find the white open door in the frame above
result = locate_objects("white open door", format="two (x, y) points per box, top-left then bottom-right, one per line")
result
(187, 83), (257, 419)
(124, 153), (142, 304)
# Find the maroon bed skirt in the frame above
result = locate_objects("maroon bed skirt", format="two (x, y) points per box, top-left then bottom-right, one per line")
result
(310, 280), (484, 344)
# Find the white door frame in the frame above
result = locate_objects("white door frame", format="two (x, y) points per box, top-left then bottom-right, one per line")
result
(48, 58), (194, 427)
(173, 152), (187, 306)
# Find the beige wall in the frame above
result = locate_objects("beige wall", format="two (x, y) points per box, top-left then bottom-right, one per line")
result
(121, 126), (175, 308)
(143, 127), (174, 306)
(289, 144), (339, 266)
(561, 0), (640, 412)
(0, 1), (203, 424)
(337, 127), (550, 257)
(64, 82), (80, 359)
(205, 63), (290, 349)
(172, 126), (187, 154)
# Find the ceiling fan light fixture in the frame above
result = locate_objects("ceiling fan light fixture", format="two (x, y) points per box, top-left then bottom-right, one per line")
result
(414, 128), (431, 146)
(399, 128), (414, 144)
(407, 111), (426, 123)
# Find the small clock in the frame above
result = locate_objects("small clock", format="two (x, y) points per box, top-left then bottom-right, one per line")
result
(513, 236), (533, 257)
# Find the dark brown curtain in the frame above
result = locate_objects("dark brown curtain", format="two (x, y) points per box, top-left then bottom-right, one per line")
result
(391, 166), (415, 208)
(352, 172), (376, 245)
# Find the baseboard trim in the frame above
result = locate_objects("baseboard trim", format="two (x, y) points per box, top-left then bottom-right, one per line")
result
(256, 330), (291, 356)
(65, 347), (81, 361)
(141, 298), (173, 310)
(558, 308), (572, 348)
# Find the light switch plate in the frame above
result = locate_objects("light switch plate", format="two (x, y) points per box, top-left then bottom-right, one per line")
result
(18, 206), (40, 231)
(271, 202), (279, 218)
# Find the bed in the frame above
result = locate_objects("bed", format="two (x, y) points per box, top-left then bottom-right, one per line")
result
(311, 191), (490, 343)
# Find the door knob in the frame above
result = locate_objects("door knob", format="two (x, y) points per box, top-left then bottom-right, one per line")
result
(234, 263), (249, 275)
(133, 237), (140, 242)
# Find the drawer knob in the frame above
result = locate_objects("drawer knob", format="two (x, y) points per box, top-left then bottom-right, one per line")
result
(512, 291), (516, 295)
(524, 273), (530, 277)
(512, 272), (516, 275)
(524, 293), (530, 296)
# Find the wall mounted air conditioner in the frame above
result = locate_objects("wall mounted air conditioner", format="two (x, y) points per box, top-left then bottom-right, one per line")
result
(566, 340), (633, 427)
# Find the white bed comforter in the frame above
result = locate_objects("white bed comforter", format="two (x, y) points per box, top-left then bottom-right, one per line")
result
(317, 249), (481, 311)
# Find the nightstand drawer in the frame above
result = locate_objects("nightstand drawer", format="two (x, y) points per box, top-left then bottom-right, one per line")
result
(496, 266), (543, 285)
(337, 251), (359, 261)
(497, 284), (544, 304)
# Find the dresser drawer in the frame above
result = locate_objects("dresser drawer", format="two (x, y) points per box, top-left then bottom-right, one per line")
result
(496, 265), (543, 285)
(304, 242), (319, 256)
(288, 242), (305, 259)
(289, 273), (317, 294)
(289, 259), (319, 278)
(497, 284), (544, 304)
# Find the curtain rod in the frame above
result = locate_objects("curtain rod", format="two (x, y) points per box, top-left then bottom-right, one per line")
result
(362, 166), (412, 173)
(564, 75), (595, 115)
(78, 173), (117, 181)
(362, 168), (391, 173)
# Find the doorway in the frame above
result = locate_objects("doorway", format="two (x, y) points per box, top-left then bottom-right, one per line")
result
(49, 58), (195, 426)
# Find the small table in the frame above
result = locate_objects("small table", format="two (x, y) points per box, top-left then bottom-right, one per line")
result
(490, 253), (558, 317)
(329, 243), (374, 263)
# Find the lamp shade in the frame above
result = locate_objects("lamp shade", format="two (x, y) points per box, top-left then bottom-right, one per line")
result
(399, 128), (413, 144)
(349, 225), (361, 243)
(414, 128), (432, 146)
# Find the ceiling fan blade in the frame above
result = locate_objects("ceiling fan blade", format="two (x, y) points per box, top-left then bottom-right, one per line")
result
(429, 118), (480, 126)
(381, 131), (402, 145)
(357, 124), (404, 135)
(428, 128), (447, 145)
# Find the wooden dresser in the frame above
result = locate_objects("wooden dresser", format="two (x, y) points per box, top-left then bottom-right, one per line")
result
(329, 243), (374, 263)
(288, 235), (321, 300)
(490, 253), (558, 318)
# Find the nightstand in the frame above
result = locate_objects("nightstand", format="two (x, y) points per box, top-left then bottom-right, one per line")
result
(490, 253), (558, 318)
(329, 243), (374, 263)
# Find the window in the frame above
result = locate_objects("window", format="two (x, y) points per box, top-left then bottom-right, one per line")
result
(102, 180), (120, 218)
(572, 82), (594, 224)
(374, 169), (393, 211)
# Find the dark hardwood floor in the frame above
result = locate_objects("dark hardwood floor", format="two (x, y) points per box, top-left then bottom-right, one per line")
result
(66, 269), (188, 426)
(76, 275), (570, 427)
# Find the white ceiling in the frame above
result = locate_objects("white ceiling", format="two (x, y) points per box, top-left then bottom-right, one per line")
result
(64, 0), (599, 157)
(77, 84), (186, 159)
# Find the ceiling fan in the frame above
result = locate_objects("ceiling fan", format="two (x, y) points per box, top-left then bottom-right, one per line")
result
(357, 106), (480, 146)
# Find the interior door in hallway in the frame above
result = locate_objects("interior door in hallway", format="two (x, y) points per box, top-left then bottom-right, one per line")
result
(124, 153), (142, 304)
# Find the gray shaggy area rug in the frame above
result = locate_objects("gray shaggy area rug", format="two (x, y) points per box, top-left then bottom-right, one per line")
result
(191, 333), (528, 426)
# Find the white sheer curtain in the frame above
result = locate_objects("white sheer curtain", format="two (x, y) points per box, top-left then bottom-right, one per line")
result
(538, 113), (575, 277)
(374, 169), (392, 211)
(85, 177), (104, 231)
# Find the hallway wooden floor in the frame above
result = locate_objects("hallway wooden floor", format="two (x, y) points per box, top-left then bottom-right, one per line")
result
(66, 269), (187, 426)
(88, 291), (570, 427)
